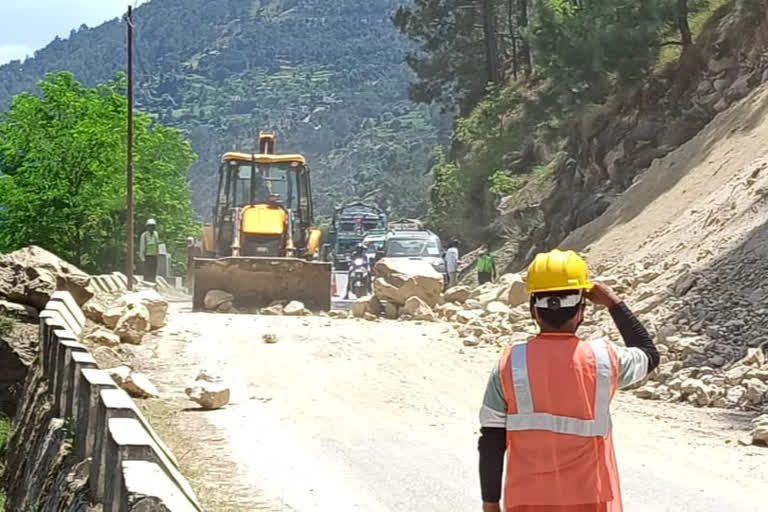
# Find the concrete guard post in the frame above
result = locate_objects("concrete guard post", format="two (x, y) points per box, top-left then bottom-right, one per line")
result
(37, 311), (71, 375)
(52, 335), (87, 417)
(39, 292), (201, 511)
(76, 368), (118, 460)
(103, 418), (201, 512)
(121, 460), (198, 512)
(66, 351), (97, 419)
(50, 290), (86, 329)
(91, 389), (183, 502)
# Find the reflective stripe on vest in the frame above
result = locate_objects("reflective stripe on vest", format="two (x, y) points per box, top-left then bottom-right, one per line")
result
(506, 339), (613, 437)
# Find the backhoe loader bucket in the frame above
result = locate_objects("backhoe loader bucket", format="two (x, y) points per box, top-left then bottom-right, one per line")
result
(193, 257), (332, 312)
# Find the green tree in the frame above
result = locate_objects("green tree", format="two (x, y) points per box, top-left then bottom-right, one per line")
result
(0, 72), (197, 272)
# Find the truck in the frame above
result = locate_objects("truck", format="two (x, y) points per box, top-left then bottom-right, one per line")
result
(329, 202), (387, 270)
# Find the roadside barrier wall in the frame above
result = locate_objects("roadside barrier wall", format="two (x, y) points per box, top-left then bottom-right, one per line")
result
(90, 272), (176, 293)
(2, 291), (200, 512)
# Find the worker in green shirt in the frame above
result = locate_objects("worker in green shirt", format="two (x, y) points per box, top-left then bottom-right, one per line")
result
(139, 218), (160, 283)
(476, 247), (497, 285)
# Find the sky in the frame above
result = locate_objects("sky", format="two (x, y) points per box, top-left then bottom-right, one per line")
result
(0, 1), (149, 65)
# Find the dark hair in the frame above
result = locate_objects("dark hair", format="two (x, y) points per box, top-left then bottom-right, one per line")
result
(530, 291), (583, 329)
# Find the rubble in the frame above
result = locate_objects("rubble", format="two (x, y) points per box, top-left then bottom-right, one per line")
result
(351, 296), (383, 318)
(185, 372), (230, 410)
(373, 259), (443, 307)
(114, 302), (151, 345)
(0, 246), (92, 308)
(402, 297), (435, 321)
(260, 304), (284, 316)
(83, 328), (120, 348)
(751, 414), (768, 446)
(442, 286), (471, 304)
(107, 366), (158, 399)
(283, 301), (308, 316)
(204, 290), (234, 313)
(0, 300), (38, 322)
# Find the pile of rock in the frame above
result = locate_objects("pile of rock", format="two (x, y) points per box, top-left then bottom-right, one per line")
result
(433, 273), (537, 347)
(201, 289), (311, 317)
(582, 261), (768, 413)
(185, 371), (230, 410)
(82, 288), (168, 345)
(0, 246), (93, 319)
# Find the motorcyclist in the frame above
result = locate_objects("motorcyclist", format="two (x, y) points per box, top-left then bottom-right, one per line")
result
(344, 244), (371, 299)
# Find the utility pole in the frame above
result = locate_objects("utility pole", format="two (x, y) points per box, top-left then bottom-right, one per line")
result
(126, 5), (135, 290)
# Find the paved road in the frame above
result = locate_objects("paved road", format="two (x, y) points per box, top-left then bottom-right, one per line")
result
(152, 311), (768, 512)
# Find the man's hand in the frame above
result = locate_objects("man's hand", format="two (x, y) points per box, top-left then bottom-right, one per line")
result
(482, 502), (501, 512)
(586, 281), (621, 308)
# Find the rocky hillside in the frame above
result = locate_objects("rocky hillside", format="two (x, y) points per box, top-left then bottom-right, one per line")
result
(490, 0), (768, 274)
(0, 0), (444, 219)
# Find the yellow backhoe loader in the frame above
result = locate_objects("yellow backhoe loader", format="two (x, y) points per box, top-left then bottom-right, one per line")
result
(192, 132), (331, 311)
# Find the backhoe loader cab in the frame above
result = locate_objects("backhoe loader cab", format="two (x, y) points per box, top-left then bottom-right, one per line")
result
(194, 135), (331, 312)
(208, 153), (315, 258)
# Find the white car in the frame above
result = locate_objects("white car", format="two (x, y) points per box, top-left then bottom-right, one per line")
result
(379, 231), (447, 278)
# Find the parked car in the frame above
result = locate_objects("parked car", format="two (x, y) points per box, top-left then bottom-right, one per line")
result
(377, 231), (447, 285)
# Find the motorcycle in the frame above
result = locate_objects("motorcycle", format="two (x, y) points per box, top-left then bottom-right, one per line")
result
(349, 256), (371, 298)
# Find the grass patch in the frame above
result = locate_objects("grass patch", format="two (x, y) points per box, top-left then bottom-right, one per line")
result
(0, 315), (14, 337)
(0, 414), (12, 511)
(656, 0), (732, 70)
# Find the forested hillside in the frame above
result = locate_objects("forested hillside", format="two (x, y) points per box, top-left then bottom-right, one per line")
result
(394, 0), (767, 264)
(0, 0), (445, 219)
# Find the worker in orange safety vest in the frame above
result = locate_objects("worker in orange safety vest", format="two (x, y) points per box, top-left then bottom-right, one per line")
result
(478, 249), (660, 512)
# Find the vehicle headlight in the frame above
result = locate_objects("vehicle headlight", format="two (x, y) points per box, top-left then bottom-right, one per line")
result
(432, 261), (446, 272)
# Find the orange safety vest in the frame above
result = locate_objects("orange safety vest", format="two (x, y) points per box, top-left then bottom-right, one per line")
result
(498, 333), (622, 512)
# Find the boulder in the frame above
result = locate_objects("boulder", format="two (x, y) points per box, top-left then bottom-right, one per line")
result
(751, 414), (768, 446)
(263, 333), (278, 344)
(634, 384), (656, 399)
(402, 297), (435, 321)
(0, 335), (35, 416)
(456, 309), (482, 324)
(114, 303), (151, 345)
(121, 372), (159, 399)
(651, 385), (674, 401)
(91, 346), (124, 369)
(204, 290), (234, 313)
(725, 365), (751, 386)
(500, 273), (528, 306)
(744, 378), (768, 405)
(351, 296), (383, 318)
(0, 300), (38, 322)
(436, 302), (461, 321)
(260, 304), (284, 315)
(127, 290), (168, 329)
(373, 258), (443, 307)
(725, 385), (747, 407)
(384, 301), (400, 320)
(681, 378), (712, 406)
(0, 246), (92, 308)
(736, 348), (765, 368)
(108, 365), (158, 399)
(283, 301), (308, 316)
(463, 337), (480, 347)
(185, 373), (230, 410)
(102, 305), (124, 329)
(82, 296), (110, 324)
(83, 328), (120, 348)
(485, 301), (511, 315)
(442, 286), (471, 304)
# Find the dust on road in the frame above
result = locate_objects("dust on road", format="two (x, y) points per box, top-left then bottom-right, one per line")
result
(136, 305), (767, 511)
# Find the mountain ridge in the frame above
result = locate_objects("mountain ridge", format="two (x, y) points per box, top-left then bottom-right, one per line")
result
(0, 0), (443, 220)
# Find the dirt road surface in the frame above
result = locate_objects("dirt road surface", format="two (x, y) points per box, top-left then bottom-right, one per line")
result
(138, 305), (767, 511)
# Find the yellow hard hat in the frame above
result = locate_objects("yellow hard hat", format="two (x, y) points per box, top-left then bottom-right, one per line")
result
(526, 249), (593, 294)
